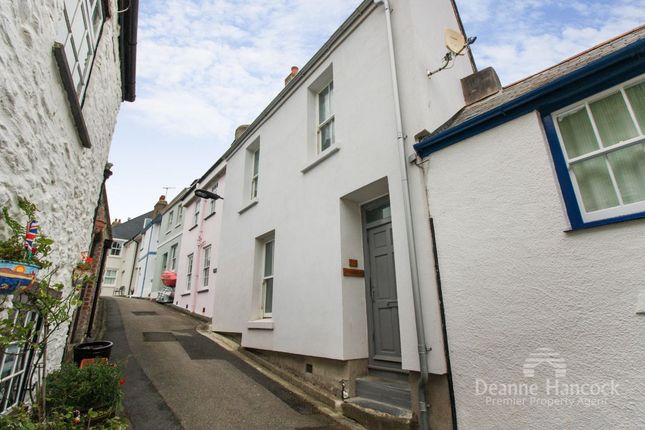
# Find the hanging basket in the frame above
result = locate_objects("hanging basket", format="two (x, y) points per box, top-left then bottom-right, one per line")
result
(0, 260), (39, 295)
(160, 271), (177, 287)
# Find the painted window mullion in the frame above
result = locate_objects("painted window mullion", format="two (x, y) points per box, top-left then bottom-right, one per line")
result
(603, 155), (625, 205)
(621, 87), (643, 136)
(568, 135), (645, 164)
(585, 102), (606, 149)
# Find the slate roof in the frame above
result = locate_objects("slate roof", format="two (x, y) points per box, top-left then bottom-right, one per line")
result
(429, 25), (645, 137)
(112, 211), (153, 241)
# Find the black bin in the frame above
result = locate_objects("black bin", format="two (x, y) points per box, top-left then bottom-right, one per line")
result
(73, 340), (114, 366)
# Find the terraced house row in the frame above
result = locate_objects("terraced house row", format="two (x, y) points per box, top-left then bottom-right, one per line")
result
(98, 1), (645, 428)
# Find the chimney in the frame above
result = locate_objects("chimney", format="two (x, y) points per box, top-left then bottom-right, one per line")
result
(460, 67), (502, 105)
(235, 124), (250, 141)
(152, 195), (168, 218)
(112, 219), (122, 227)
(284, 66), (299, 86)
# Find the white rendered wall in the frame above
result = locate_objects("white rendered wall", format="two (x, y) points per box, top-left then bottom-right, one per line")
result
(121, 240), (139, 296)
(133, 223), (159, 298)
(213, 0), (473, 372)
(0, 0), (123, 368)
(100, 251), (125, 296)
(156, 200), (185, 299)
(425, 112), (645, 429)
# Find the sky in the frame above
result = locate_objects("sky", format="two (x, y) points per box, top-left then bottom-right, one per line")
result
(107, 0), (645, 221)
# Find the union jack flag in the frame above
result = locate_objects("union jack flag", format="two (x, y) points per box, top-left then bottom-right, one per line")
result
(25, 220), (39, 254)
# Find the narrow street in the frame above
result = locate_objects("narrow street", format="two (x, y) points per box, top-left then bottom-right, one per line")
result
(103, 297), (346, 430)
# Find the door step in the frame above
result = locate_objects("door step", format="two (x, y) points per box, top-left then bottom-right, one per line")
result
(355, 375), (411, 409)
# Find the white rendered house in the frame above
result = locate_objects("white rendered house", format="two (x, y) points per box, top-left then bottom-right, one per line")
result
(414, 27), (645, 430)
(100, 212), (152, 296)
(176, 160), (226, 317)
(211, 1), (474, 427)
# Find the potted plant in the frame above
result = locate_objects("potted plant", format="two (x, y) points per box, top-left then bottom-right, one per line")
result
(0, 198), (52, 295)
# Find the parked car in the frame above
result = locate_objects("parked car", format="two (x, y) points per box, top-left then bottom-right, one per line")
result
(156, 286), (174, 304)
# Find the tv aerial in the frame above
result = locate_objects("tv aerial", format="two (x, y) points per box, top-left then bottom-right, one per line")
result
(427, 29), (477, 78)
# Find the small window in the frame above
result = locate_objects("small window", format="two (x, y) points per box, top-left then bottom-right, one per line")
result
(57, 0), (105, 103)
(317, 82), (335, 153)
(209, 184), (218, 215)
(251, 149), (260, 200)
(202, 246), (211, 288)
(169, 245), (178, 271)
(161, 253), (168, 271)
(109, 241), (122, 256)
(167, 211), (174, 231)
(193, 201), (201, 227)
(103, 269), (117, 286)
(186, 254), (194, 291)
(551, 77), (645, 225)
(262, 240), (274, 317)
(176, 206), (183, 226)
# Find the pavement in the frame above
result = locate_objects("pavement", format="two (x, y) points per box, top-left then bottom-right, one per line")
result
(103, 297), (349, 430)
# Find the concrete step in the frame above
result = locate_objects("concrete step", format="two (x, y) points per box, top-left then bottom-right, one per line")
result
(342, 397), (414, 430)
(355, 376), (412, 409)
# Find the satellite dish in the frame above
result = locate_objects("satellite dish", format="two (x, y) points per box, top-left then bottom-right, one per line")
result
(445, 28), (466, 54)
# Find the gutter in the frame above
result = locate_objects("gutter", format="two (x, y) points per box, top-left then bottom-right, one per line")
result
(119, 0), (139, 102)
(373, 1), (430, 429)
(414, 38), (645, 157)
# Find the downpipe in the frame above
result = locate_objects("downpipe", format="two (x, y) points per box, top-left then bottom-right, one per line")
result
(373, 1), (430, 429)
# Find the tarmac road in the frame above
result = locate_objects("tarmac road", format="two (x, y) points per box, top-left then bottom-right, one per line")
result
(103, 297), (344, 430)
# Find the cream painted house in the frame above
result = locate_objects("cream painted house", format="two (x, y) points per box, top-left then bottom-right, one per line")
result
(414, 27), (645, 430)
(211, 1), (474, 428)
(0, 0), (138, 413)
(100, 212), (152, 296)
(176, 160), (226, 317)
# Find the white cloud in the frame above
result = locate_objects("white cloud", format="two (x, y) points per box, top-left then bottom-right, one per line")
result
(461, 0), (645, 84)
(131, 0), (361, 141)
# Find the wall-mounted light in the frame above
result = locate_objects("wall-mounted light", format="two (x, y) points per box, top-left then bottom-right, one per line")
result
(194, 189), (224, 200)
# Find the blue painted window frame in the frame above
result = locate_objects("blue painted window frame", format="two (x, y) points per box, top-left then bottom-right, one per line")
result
(541, 75), (645, 230)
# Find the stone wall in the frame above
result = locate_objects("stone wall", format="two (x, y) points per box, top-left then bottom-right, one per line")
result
(0, 0), (124, 369)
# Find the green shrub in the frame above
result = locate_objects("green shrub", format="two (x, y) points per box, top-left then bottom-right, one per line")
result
(44, 362), (123, 415)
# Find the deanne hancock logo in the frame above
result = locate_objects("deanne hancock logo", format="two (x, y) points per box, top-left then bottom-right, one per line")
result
(523, 348), (566, 378)
(474, 347), (620, 408)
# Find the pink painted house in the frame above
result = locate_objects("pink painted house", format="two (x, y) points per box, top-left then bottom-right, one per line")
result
(175, 159), (226, 318)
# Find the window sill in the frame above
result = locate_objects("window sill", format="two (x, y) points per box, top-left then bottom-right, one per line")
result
(204, 212), (216, 221)
(197, 288), (209, 294)
(180, 292), (191, 297)
(238, 199), (258, 215)
(565, 210), (645, 231)
(188, 224), (198, 232)
(301, 145), (340, 174)
(247, 319), (274, 330)
(53, 42), (91, 148)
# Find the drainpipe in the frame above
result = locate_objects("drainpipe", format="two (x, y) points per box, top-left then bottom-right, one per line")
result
(372, 1), (430, 429)
(127, 237), (140, 296)
(139, 230), (152, 297)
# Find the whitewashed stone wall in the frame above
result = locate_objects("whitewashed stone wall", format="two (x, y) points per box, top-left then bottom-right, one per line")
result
(0, 0), (124, 368)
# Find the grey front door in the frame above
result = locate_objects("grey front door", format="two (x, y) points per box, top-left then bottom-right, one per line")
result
(363, 197), (402, 368)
